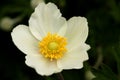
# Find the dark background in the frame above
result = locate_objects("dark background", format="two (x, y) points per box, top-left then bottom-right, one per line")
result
(0, 0), (120, 80)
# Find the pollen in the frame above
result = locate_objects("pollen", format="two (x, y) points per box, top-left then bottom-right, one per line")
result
(39, 32), (67, 61)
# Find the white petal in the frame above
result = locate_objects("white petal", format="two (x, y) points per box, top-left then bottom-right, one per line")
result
(29, 2), (67, 40)
(25, 54), (62, 76)
(57, 44), (90, 69)
(65, 17), (88, 50)
(11, 25), (39, 55)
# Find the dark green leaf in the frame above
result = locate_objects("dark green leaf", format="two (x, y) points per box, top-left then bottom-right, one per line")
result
(92, 64), (118, 80)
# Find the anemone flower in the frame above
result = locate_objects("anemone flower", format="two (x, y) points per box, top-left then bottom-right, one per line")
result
(11, 2), (90, 76)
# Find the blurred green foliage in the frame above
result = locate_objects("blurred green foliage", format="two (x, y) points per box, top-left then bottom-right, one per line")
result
(0, 0), (120, 80)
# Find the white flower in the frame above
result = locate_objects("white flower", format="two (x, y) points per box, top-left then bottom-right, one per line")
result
(31, 0), (45, 8)
(0, 17), (21, 31)
(11, 2), (90, 76)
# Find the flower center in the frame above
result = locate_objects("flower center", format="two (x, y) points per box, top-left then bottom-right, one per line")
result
(39, 32), (67, 61)
(48, 42), (58, 50)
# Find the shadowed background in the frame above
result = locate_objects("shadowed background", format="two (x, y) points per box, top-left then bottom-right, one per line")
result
(0, 0), (120, 80)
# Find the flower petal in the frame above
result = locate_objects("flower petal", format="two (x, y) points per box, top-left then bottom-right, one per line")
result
(57, 44), (90, 69)
(25, 54), (62, 76)
(65, 17), (88, 50)
(29, 2), (67, 40)
(11, 25), (39, 55)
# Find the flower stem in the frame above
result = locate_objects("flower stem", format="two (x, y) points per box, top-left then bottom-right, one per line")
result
(93, 46), (103, 69)
(56, 73), (64, 80)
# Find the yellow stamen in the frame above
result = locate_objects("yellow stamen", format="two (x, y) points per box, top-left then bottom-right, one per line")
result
(39, 32), (67, 61)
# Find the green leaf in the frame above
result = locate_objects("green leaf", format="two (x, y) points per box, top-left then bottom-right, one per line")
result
(92, 64), (118, 80)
